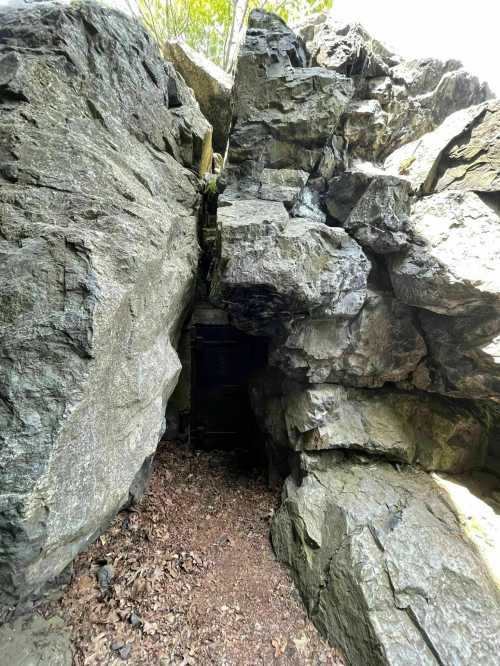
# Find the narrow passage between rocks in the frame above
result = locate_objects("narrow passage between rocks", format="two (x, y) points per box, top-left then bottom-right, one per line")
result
(43, 441), (345, 666)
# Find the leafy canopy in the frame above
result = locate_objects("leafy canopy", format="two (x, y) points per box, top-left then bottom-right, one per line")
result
(127, 0), (333, 71)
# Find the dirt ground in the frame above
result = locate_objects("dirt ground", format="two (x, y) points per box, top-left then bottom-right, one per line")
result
(43, 441), (345, 665)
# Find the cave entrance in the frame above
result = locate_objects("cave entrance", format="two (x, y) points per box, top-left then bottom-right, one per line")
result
(174, 304), (268, 463)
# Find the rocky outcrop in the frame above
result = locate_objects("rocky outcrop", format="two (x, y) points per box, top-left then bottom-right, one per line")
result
(272, 453), (500, 666)
(299, 15), (492, 160)
(2, 3), (498, 664)
(269, 290), (426, 387)
(210, 199), (370, 332)
(210, 10), (500, 666)
(251, 379), (487, 473)
(0, 1), (209, 614)
(220, 10), (353, 198)
(164, 39), (233, 153)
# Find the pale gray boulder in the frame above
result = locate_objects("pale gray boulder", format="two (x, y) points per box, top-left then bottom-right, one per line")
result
(209, 199), (370, 331)
(269, 291), (426, 387)
(0, 1), (208, 614)
(252, 381), (486, 473)
(163, 39), (233, 153)
(0, 613), (73, 666)
(384, 104), (487, 193)
(388, 190), (500, 316)
(272, 454), (500, 666)
(434, 100), (500, 193)
(258, 168), (309, 207)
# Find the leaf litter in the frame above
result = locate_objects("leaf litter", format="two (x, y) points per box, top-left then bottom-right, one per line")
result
(42, 441), (345, 665)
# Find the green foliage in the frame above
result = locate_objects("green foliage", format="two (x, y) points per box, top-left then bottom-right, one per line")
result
(128, 0), (333, 72)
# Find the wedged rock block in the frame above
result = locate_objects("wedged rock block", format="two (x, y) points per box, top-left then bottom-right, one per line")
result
(164, 39), (233, 153)
(388, 190), (500, 316)
(251, 380), (487, 473)
(433, 100), (500, 193)
(209, 199), (370, 332)
(269, 290), (426, 387)
(384, 103), (487, 193)
(343, 176), (412, 253)
(0, 1), (208, 613)
(222, 9), (353, 195)
(410, 309), (500, 401)
(272, 454), (500, 666)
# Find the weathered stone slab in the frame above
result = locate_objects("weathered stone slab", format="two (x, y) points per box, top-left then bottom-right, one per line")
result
(164, 39), (233, 153)
(270, 291), (426, 387)
(272, 454), (500, 666)
(434, 100), (500, 193)
(209, 199), (370, 331)
(388, 191), (500, 316)
(384, 104), (487, 193)
(253, 381), (486, 473)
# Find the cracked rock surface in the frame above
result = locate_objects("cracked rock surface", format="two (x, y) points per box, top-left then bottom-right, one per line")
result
(0, 0), (209, 614)
(271, 453), (500, 666)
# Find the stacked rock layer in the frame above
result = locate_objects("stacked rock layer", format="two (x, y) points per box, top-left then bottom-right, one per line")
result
(209, 10), (500, 666)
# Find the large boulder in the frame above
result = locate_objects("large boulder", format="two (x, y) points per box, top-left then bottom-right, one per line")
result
(272, 453), (500, 666)
(0, 1), (209, 614)
(252, 381), (486, 473)
(209, 199), (370, 332)
(269, 290), (426, 388)
(163, 39), (233, 153)
(221, 9), (353, 197)
(384, 104), (487, 193)
(388, 190), (500, 316)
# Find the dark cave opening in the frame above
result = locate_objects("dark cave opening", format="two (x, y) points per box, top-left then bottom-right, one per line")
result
(166, 306), (269, 470)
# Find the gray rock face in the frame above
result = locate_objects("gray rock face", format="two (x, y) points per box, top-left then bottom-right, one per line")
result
(410, 310), (500, 401)
(222, 9), (353, 196)
(0, 613), (73, 666)
(301, 16), (491, 162)
(0, 1), (207, 613)
(270, 291), (426, 387)
(272, 454), (500, 666)
(253, 381), (486, 473)
(384, 104), (487, 193)
(343, 175), (412, 253)
(163, 39), (233, 153)
(388, 191), (500, 316)
(303, 17), (395, 77)
(210, 199), (370, 331)
(434, 100), (500, 193)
